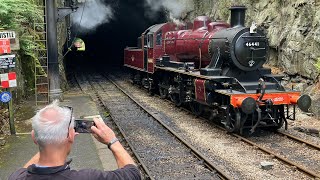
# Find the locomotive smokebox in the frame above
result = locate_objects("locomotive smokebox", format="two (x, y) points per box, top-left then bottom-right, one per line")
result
(230, 6), (247, 27)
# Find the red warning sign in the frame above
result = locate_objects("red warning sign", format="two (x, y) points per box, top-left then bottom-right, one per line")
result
(0, 39), (11, 54)
(0, 72), (17, 88)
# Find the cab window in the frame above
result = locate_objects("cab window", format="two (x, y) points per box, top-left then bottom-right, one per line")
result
(156, 31), (162, 45)
(147, 34), (154, 48)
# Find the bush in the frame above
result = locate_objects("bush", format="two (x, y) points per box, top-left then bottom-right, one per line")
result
(0, 0), (43, 95)
(315, 57), (320, 72)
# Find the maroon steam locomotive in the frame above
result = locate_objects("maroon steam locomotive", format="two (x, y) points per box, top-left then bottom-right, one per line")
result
(124, 6), (311, 134)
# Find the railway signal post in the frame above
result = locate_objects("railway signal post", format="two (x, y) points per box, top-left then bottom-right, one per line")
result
(0, 33), (17, 135)
(46, 0), (78, 101)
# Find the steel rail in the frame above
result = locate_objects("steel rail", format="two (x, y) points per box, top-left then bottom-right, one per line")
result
(74, 74), (154, 180)
(277, 131), (320, 151)
(178, 103), (320, 178)
(106, 76), (232, 180)
(190, 109), (320, 178)
(230, 133), (320, 179)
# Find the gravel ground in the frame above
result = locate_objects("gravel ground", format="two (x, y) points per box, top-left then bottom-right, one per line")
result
(282, 112), (320, 146)
(249, 130), (320, 173)
(111, 73), (312, 179)
(66, 73), (82, 93)
(87, 75), (219, 179)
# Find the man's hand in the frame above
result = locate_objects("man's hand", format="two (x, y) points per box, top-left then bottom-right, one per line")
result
(91, 117), (116, 145)
(91, 117), (136, 168)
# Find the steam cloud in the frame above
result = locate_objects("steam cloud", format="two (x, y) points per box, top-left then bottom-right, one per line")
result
(71, 0), (113, 32)
(144, 0), (187, 19)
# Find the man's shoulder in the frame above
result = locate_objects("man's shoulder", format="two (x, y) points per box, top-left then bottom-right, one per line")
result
(75, 164), (141, 180)
(9, 168), (27, 180)
(8, 165), (140, 180)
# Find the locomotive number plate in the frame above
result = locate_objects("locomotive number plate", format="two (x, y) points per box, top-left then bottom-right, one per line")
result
(245, 42), (260, 47)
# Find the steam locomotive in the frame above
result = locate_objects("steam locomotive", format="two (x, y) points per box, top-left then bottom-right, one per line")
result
(124, 6), (311, 134)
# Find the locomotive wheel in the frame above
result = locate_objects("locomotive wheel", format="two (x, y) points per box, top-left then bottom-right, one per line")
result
(267, 115), (285, 131)
(159, 87), (168, 99)
(147, 79), (154, 96)
(189, 102), (203, 117)
(225, 106), (241, 133)
(130, 72), (135, 84)
(170, 93), (182, 107)
(274, 107), (285, 130)
(265, 107), (285, 131)
(271, 118), (284, 131)
(133, 74), (142, 88)
(148, 86), (154, 96)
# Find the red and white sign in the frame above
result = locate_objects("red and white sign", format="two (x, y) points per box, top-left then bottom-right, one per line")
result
(0, 39), (11, 54)
(0, 72), (17, 88)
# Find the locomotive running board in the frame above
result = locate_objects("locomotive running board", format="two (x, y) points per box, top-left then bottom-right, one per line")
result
(156, 66), (233, 82)
(124, 64), (149, 73)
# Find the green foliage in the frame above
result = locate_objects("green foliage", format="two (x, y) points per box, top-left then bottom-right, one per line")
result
(0, 0), (43, 94)
(0, 0), (42, 29)
(315, 57), (320, 72)
(218, 1), (232, 21)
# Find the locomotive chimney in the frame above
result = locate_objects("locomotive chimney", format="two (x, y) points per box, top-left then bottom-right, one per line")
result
(229, 6), (247, 27)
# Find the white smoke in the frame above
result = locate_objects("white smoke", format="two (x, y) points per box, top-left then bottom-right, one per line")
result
(144, 0), (187, 19)
(71, 0), (113, 32)
(169, 13), (186, 26)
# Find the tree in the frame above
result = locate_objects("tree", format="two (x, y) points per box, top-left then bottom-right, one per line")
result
(0, 0), (43, 95)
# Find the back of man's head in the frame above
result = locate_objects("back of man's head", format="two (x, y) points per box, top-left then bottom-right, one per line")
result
(32, 101), (74, 148)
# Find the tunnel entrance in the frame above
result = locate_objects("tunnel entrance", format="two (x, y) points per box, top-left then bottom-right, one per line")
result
(65, 0), (166, 73)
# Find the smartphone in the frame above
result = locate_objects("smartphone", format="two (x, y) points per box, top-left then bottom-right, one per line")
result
(74, 119), (95, 133)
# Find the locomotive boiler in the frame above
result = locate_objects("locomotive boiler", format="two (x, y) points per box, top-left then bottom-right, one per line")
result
(124, 6), (311, 134)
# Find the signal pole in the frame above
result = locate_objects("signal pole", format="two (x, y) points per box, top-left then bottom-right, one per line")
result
(46, 0), (77, 101)
(46, 0), (62, 101)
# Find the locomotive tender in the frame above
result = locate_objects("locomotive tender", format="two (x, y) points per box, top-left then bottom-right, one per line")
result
(124, 6), (311, 134)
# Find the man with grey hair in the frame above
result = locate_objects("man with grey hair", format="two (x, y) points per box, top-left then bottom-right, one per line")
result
(9, 101), (141, 179)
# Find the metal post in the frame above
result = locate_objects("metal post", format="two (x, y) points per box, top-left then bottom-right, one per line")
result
(46, 0), (62, 101)
(8, 88), (15, 135)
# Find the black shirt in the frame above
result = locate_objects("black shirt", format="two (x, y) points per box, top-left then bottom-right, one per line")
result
(9, 162), (141, 180)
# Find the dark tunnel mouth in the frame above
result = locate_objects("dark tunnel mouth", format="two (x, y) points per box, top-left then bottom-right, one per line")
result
(64, 0), (167, 73)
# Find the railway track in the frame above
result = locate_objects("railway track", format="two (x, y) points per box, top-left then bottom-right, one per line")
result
(191, 105), (320, 179)
(74, 73), (152, 179)
(165, 99), (320, 178)
(232, 133), (320, 179)
(276, 131), (320, 151)
(76, 73), (231, 179)
(178, 101), (320, 178)
(108, 72), (320, 179)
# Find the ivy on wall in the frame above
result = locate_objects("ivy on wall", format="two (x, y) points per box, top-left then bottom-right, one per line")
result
(0, 0), (43, 95)
(315, 57), (320, 72)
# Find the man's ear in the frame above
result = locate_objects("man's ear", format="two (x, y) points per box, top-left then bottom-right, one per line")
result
(67, 129), (75, 143)
(31, 130), (38, 145)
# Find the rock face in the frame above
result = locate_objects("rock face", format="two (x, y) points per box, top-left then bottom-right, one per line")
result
(177, 0), (320, 116)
